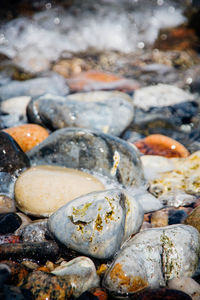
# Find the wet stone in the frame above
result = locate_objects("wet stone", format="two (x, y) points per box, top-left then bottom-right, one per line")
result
(0, 284), (33, 300)
(168, 209), (188, 225)
(21, 270), (73, 300)
(52, 256), (100, 297)
(15, 165), (105, 217)
(103, 225), (200, 295)
(0, 131), (30, 174)
(4, 124), (49, 152)
(66, 70), (140, 93)
(48, 189), (144, 259)
(0, 195), (15, 213)
(134, 134), (189, 158)
(0, 234), (20, 245)
(0, 74), (69, 101)
(27, 91), (134, 136)
(0, 260), (29, 286)
(27, 127), (145, 188)
(0, 213), (22, 234)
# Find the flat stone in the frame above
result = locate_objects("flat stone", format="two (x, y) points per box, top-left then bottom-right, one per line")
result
(0, 75), (69, 101)
(66, 70), (140, 92)
(52, 256), (100, 297)
(133, 84), (195, 111)
(103, 225), (200, 295)
(4, 124), (49, 152)
(15, 165), (105, 217)
(27, 91), (134, 136)
(48, 189), (144, 259)
(27, 127), (145, 188)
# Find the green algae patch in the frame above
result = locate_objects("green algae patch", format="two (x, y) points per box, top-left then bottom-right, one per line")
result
(95, 214), (103, 231)
(72, 203), (92, 218)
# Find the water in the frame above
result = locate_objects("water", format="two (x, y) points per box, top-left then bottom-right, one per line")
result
(0, 0), (186, 72)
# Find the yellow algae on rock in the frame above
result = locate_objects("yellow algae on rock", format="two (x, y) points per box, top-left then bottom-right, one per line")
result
(15, 165), (105, 217)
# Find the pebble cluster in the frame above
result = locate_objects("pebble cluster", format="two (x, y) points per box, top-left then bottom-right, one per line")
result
(1, 2), (200, 299)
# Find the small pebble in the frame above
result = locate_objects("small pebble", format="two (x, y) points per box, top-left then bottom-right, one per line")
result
(135, 134), (189, 158)
(4, 124), (49, 152)
(0, 213), (22, 234)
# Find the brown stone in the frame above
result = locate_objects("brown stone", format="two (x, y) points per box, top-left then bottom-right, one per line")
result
(151, 210), (168, 228)
(184, 205), (200, 232)
(130, 287), (192, 300)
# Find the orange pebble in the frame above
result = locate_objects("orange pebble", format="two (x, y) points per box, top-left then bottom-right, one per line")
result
(3, 124), (49, 152)
(134, 134), (189, 158)
(67, 70), (139, 92)
(91, 288), (108, 300)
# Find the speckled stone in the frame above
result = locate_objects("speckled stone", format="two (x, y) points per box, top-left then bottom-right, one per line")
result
(21, 271), (73, 300)
(15, 165), (105, 217)
(27, 92), (134, 136)
(4, 124), (49, 152)
(52, 256), (100, 297)
(27, 127), (145, 188)
(103, 225), (200, 295)
(48, 189), (144, 259)
(0, 260), (29, 286)
(17, 220), (50, 242)
(184, 206), (200, 232)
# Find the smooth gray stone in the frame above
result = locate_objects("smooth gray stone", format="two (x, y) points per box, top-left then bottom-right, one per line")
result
(27, 127), (145, 187)
(0, 74), (69, 101)
(103, 224), (200, 295)
(48, 189), (144, 259)
(27, 91), (134, 136)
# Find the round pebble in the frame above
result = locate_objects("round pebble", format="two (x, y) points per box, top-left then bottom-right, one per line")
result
(15, 165), (105, 217)
(135, 134), (189, 158)
(4, 124), (49, 152)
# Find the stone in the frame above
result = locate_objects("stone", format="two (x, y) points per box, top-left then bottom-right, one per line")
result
(133, 84), (195, 111)
(0, 131), (30, 173)
(76, 291), (99, 300)
(103, 225), (200, 295)
(0, 260), (29, 286)
(0, 213), (22, 234)
(52, 256), (100, 297)
(0, 96), (31, 128)
(150, 210), (168, 227)
(148, 151), (200, 202)
(17, 220), (50, 242)
(0, 74), (69, 101)
(4, 124), (49, 152)
(129, 288), (192, 300)
(0, 241), (60, 262)
(0, 195), (15, 213)
(167, 277), (200, 300)
(48, 189), (144, 259)
(27, 127), (145, 188)
(134, 134), (189, 158)
(15, 165), (105, 217)
(0, 235), (20, 245)
(21, 271), (73, 300)
(184, 206), (200, 232)
(66, 70), (140, 92)
(0, 284), (33, 300)
(27, 92), (134, 136)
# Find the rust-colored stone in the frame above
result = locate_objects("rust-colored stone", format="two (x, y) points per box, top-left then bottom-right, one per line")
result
(134, 134), (189, 158)
(0, 260), (29, 286)
(109, 263), (148, 293)
(3, 124), (49, 152)
(67, 70), (140, 92)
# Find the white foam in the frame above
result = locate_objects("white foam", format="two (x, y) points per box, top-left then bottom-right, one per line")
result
(0, 0), (186, 72)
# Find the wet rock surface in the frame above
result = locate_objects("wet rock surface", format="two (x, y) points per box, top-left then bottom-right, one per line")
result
(27, 91), (134, 136)
(48, 189), (144, 259)
(27, 127), (145, 187)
